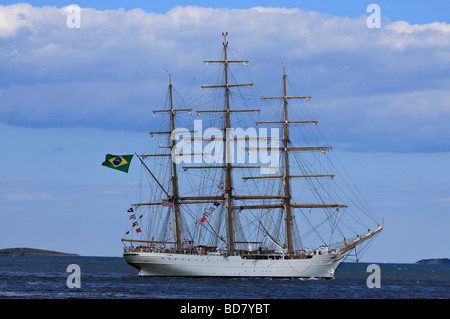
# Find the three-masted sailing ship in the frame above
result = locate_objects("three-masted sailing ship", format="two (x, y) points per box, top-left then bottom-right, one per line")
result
(121, 33), (383, 278)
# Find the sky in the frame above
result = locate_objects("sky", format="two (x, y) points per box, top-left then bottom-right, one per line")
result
(0, 0), (449, 264)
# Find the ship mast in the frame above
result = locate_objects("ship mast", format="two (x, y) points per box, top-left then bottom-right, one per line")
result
(223, 34), (234, 254)
(200, 32), (255, 254)
(281, 67), (294, 257)
(168, 73), (182, 251)
(133, 73), (193, 250)
(261, 66), (313, 257)
(259, 66), (353, 257)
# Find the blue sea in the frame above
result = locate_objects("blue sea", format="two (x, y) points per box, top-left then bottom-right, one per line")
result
(0, 255), (448, 300)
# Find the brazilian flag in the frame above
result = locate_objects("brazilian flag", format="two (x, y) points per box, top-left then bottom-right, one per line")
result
(102, 154), (133, 173)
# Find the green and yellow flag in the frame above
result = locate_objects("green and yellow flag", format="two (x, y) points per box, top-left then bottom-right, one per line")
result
(102, 154), (133, 173)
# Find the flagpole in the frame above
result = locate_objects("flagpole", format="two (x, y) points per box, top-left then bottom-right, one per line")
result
(135, 153), (171, 198)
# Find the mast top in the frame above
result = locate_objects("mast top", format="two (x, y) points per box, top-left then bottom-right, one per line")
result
(222, 31), (228, 46)
(166, 70), (172, 85)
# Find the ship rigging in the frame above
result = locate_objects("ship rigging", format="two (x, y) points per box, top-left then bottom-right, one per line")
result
(117, 33), (382, 277)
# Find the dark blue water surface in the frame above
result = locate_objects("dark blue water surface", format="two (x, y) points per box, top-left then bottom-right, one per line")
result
(0, 256), (448, 299)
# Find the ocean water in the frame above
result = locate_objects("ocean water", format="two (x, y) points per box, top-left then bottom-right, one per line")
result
(0, 255), (448, 300)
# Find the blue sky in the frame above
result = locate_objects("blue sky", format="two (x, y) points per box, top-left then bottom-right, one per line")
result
(0, 1), (449, 264)
(1, 0), (449, 24)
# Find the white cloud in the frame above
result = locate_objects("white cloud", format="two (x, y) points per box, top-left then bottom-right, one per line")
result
(0, 3), (34, 38)
(0, 4), (449, 152)
(386, 20), (450, 34)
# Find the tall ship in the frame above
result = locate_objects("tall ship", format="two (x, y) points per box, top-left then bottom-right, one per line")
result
(119, 33), (383, 278)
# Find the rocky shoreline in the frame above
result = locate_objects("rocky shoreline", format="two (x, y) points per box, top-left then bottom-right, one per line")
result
(0, 247), (80, 257)
(415, 258), (450, 265)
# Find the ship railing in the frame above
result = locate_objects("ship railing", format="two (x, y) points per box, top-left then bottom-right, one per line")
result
(124, 245), (338, 258)
(123, 245), (227, 256)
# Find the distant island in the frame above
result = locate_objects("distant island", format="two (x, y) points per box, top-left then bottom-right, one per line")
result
(415, 258), (450, 265)
(0, 247), (80, 257)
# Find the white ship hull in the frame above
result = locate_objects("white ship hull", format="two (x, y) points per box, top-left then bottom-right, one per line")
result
(124, 251), (345, 278)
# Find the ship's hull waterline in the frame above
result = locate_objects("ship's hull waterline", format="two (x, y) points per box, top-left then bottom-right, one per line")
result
(123, 252), (345, 278)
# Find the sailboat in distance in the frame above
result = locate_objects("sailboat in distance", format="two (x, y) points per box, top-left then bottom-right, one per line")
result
(121, 33), (383, 278)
